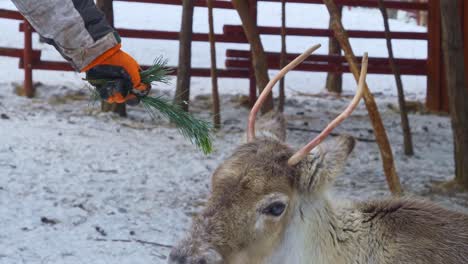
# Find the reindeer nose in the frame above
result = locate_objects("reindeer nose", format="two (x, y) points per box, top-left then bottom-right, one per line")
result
(168, 254), (207, 264)
(168, 247), (222, 264)
(167, 252), (187, 264)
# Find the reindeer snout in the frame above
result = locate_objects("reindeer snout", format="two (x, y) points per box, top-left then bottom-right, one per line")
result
(168, 245), (222, 264)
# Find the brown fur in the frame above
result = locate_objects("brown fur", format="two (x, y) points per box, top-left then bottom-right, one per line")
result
(171, 140), (299, 263)
(169, 112), (468, 264)
(357, 198), (468, 263)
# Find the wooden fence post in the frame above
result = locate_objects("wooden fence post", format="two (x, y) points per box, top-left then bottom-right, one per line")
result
(426, 0), (453, 112)
(248, 0), (257, 107)
(323, 0), (402, 195)
(23, 20), (34, 98)
(461, 0), (468, 88)
(426, 0), (444, 112)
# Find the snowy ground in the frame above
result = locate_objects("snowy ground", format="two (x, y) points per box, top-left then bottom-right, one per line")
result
(1, 83), (468, 264)
(1, 1), (467, 264)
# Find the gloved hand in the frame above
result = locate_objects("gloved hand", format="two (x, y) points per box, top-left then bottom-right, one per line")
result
(81, 44), (150, 105)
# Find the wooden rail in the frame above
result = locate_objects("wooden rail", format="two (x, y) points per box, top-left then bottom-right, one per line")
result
(0, 0), (433, 107)
(18, 58), (250, 78)
(224, 25), (428, 40)
(225, 49), (427, 75)
(0, 8), (22, 20)
(0, 47), (41, 59)
(115, 0), (427, 11)
(117, 28), (247, 43)
(227, 49), (425, 64)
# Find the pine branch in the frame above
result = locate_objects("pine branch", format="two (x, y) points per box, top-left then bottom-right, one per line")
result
(140, 96), (213, 155)
(85, 58), (214, 154)
(140, 57), (172, 84)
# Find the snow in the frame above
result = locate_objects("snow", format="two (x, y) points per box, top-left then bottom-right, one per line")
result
(1, 83), (468, 263)
(1, 1), (467, 264)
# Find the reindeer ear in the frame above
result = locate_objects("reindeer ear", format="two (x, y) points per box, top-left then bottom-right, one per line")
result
(296, 135), (355, 193)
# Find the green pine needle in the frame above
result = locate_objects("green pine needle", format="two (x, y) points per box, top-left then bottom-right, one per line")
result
(140, 57), (172, 85)
(140, 96), (213, 154)
(139, 58), (213, 154)
(84, 57), (214, 155)
(87, 85), (101, 102)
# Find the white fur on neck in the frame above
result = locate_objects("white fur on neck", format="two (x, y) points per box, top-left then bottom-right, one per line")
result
(264, 193), (344, 264)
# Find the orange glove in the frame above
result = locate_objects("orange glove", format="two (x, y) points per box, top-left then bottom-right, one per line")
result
(82, 44), (150, 105)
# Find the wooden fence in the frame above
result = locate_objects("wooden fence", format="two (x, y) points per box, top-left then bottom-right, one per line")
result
(0, 0), (447, 110)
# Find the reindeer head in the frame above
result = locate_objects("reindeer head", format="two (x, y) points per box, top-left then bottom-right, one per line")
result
(169, 45), (368, 264)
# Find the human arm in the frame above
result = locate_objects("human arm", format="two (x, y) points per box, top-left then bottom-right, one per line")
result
(11, 0), (148, 104)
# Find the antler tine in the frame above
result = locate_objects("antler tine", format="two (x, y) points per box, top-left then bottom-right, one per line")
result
(247, 44), (322, 142)
(287, 53), (369, 166)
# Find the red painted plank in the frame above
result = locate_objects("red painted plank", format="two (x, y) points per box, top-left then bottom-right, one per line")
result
(19, 56), (425, 77)
(117, 28), (247, 43)
(115, 0), (427, 11)
(116, 0), (234, 9)
(225, 59), (427, 75)
(117, 28), (181, 40)
(426, 0), (443, 111)
(259, 0), (427, 11)
(19, 23), (427, 45)
(19, 59), (250, 78)
(0, 9), (23, 20)
(0, 47), (41, 59)
(19, 24), (248, 44)
(226, 49), (426, 67)
(224, 25), (428, 40)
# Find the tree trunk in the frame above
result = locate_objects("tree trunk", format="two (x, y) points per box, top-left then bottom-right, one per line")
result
(323, 0), (402, 196)
(96, 0), (126, 117)
(232, 0), (274, 113)
(174, 0), (194, 112)
(207, 0), (221, 129)
(377, 0), (414, 156)
(325, 5), (342, 94)
(278, 0), (286, 112)
(440, 0), (468, 189)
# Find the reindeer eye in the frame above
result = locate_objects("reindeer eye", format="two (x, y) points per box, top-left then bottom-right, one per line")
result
(263, 202), (286, 217)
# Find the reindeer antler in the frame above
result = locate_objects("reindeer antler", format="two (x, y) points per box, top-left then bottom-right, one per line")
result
(247, 44), (322, 142)
(287, 53), (368, 166)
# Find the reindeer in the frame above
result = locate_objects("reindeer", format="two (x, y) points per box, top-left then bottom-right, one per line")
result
(169, 45), (468, 264)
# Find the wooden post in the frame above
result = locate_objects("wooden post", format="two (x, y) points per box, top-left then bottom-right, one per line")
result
(325, 6), (343, 94)
(426, 0), (450, 112)
(23, 20), (34, 98)
(278, 0), (286, 112)
(248, 0), (257, 107)
(96, 0), (127, 117)
(461, 0), (468, 88)
(440, 0), (468, 189)
(426, 0), (445, 112)
(207, 0), (221, 128)
(323, 0), (402, 195)
(174, 0), (194, 112)
(249, 55), (257, 107)
(234, 0), (274, 113)
(377, 0), (414, 156)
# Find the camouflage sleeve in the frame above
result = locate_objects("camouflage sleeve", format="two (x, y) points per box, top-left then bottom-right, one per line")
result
(11, 0), (121, 71)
